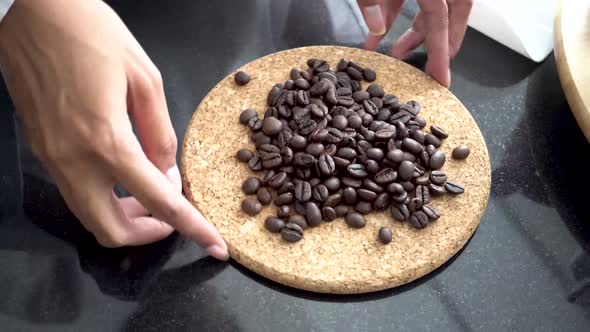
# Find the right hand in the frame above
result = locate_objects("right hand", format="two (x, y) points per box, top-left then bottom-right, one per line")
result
(0, 0), (228, 259)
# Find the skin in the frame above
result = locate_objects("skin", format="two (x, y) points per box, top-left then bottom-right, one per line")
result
(357, 0), (474, 87)
(0, 0), (228, 260)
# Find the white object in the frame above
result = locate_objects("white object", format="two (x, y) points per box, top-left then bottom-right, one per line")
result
(0, 0), (14, 22)
(468, 0), (557, 62)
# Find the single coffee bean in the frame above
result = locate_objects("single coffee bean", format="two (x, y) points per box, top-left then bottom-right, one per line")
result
(262, 170), (276, 187)
(342, 177), (362, 188)
(336, 58), (349, 71)
(414, 164), (426, 177)
(363, 68), (377, 81)
(318, 154), (336, 175)
(322, 207), (337, 222)
(408, 197), (423, 213)
(294, 77), (310, 90)
(294, 201), (307, 216)
(333, 156), (351, 168)
(237, 148), (254, 162)
(373, 192), (391, 211)
(374, 168), (397, 184)
(363, 100), (379, 116)
(310, 103), (329, 118)
(277, 180), (294, 194)
(248, 153), (263, 171)
(297, 118), (317, 135)
(275, 192), (294, 206)
(392, 191), (408, 204)
(312, 184), (329, 202)
(277, 130), (293, 148)
(240, 108), (258, 124)
(265, 217), (285, 233)
(430, 170), (447, 185)
(261, 153), (282, 169)
(387, 149), (404, 163)
(430, 125), (449, 139)
(345, 212), (366, 228)
(337, 87), (352, 96)
(429, 151), (446, 170)
(234, 71), (251, 86)
(288, 214), (308, 230)
(325, 143), (337, 155)
(382, 94), (398, 106)
(290, 68), (302, 80)
(363, 179), (384, 193)
(337, 96), (355, 107)
(326, 128), (343, 144)
(305, 143), (324, 157)
(294, 181), (312, 202)
(280, 146), (294, 164)
(332, 115), (348, 130)
(324, 177), (341, 191)
(452, 144), (470, 159)
(357, 188), (378, 201)
(277, 205), (291, 218)
(325, 88), (338, 105)
(402, 138), (424, 155)
(391, 204), (410, 221)
(347, 115), (362, 129)
(346, 66), (363, 80)
(343, 187), (358, 204)
(347, 164), (368, 178)
(415, 174), (430, 186)
(429, 183), (446, 196)
(290, 134), (307, 149)
(305, 202), (323, 227)
(414, 116), (427, 128)
(370, 97), (384, 109)
(397, 161), (414, 181)
(365, 160), (379, 174)
(422, 205), (440, 221)
(242, 198), (262, 216)
(334, 205), (350, 217)
(424, 134), (441, 148)
(387, 182), (404, 194)
(375, 128), (396, 141)
(409, 211), (429, 229)
(352, 90), (370, 103)
(281, 223), (304, 243)
(410, 129), (426, 144)
(425, 144), (437, 155)
(377, 108), (392, 122)
(378, 227), (393, 244)
(242, 177), (262, 195)
(323, 193), (342, 207)
(293, 152), (316, 168)
(367, 83), (385, 98)
(248, 116), (263, 132)
(355, 201), (373, 215)
(401, 181), (415, 192)
(445, 181), (465, 194)
(419, 151), (430, 168)
(309, 178), (321, 187)
(337, 147), (357, 160)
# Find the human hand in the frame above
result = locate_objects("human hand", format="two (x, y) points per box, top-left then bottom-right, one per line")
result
(357, 0), (473, 87)
(0, 0), (228, 260)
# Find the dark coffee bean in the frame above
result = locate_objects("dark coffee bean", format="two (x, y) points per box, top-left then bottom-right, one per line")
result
(293, 152), (315, 168)
(387, 182), (404, 194)
(265, 217), (285, 233)
(387, 149), (404, 163)
(305, 143), (324, 157)
(248, 116), (263, 132)
(429, 151), (446, 170)
(374, 168), (398, 184)
(429, 183), (446, 196)
(333, 156), (351, 168)
(324, 177), (341, 192)
(414, 174), (428, 185)
(280, 146), (294, 164)
(373, 192), (391, 210)
(294, 77), (310, 90)
(424, 134), (441, 148)
(365, 148), (384, 161)
(242, 198), (262, 216)
(293, 106), (310, 121)
(301, 70), (312, 81)
(397, 161), (414, 181)
(297, 118), (317, 136)
(267, 86), (282, 106)
(413, 115), (426, 128)
(361, 67), (376, 81)
(343, 187), (358, 204)
(295, 181), (312, 202)
(281, 223), (304, 243)
(306, 58), (320, 67)
(382, 94), (398, 106)
(323, 87), (337, 105)
(237, 149), (254, 162)
(408, 197), (423, 213)
(309, 78), (331, 96)
(346, 212), (366, 228)
(346, 66), (363, 80)
(312, 184), (329, 202)
(402, 138), (424, 155)
(277, 180), (294, 194)
(326, 128), (343, 144)
(409, 211), (429, 229)
(392, 191), (408, 204)
(318, 72), (338, 85)
(390, 112), (411, 125)
(337, 87), (352, 96)
(414, 164), (426, 177)
(337, 96), (355, 107)
(370, 97), (384, 109)
(391, 204), (410, 221)
(323, 193), (342, 207)
(308, 128), (328, 142)
(337, 147), (357, 160)
(288, 214), (308, 230)
(355, 201), (373, 215)
(309, 178), (321, 187)
(325, 144), (337, 155)
(310, 103), (329, 118)
(240, 108), (258, 124)
(375, 128), (396, 141)
(347, 164), (368, 178)
(275, 192), (294, 206)
(452, 144), (470, 159)
(361, 114), (374, 127)
(401, 181), (415, 192)
(318, 154), (336, 175)
(378, 227), (393, 244)
(305, 202), (322, 227)
(261, 152), (282, 169)
(242, 177), (262, 195)
(332, 115), (348, 130)
(346, 115), (361, 129)
(377, 108), (392, 122)
(363, 179), (384, 193)
(334, 205), (350, 217)
(418, 151), (430, 168)
(357, 188), (377, 201)
(364, 160), (378, 174)
(296, 90), (311, 106)
(265, 107), (280, 119)
(363, 100), (379, 116)
(445, 181), (465, 195)
(367, 83), (384, 98)
(430, 125), (449, 139)
(248, 153), (263, 171)
(336, 58), (349, 71)
(277, 205), (291, 218)
(290, 68), (302, 80)
(352, 90), (370, 103)
(296, 167), (312, 179)
(294, 201), (307, 216)
(290, 134), (307, 149)
(410, 130), (426, 144)
(277, 130), (293, 148)
(419, 205), (439, 222)
(430, 170), (447, 185)
(425, 144), (436, 156)
(234, 71), (251, 85)
(342, 177), (362, 188)
(322, 207), (337, 222)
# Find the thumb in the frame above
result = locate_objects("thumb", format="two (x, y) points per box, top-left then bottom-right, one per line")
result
(357, 0), (387, 36)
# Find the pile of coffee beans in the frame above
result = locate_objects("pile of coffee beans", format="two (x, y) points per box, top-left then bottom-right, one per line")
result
(235, 58), (468, 244)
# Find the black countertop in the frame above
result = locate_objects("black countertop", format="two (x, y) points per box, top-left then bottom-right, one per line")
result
(1, 1), (590, 331)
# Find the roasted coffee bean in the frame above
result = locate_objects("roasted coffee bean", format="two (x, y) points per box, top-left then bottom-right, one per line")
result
(298, 118), (317, 136)
(342, 177), (362, 188)
(280, 146), (294, 164)
(370, 97), (384, 109)
(323, 193), (342, 207)
(414, 164), (426, 177)
(387, 149), (404, 163)
(408, 197), (423, 213)
(248, 153), (263, 171)
(390, 112), (411, 124)
(275, 192), (294, 206)
(310, 103), (329, 117)
(364, 160), (378, 174)
(288, 214), (308, 230)
(309, 128), (328, 142)
(312, 184), (329, 202)
(377, 108), (392, 122)
(410, 129), (425, 144)
(430, 170), (447, 185)
(337, 147), (357, 159)
(318, 72), (338, 85)
(292, 106), (310, 121)
(387, 182), (404, 194)
(392, 191), (408, 204)
(309, 78), (330, 96)
(326, 127), (343, 144)
(334, 205), (350, 217)
(267, 86), (282, 106)
(337, 87), (352, 96)
(375, 128), (396, 141)
(374, 168), (397, 184)
(333, 156), (351, 168)
(293, 153), (316, 168)
(414, 116), (427, 128)
(240, 108), (258, 124)
(264, 107), (279, 119)
(325, 88), (339, 105)
(348, 115), (362, 129)
(343, 187), (358, 204)
(352, 90), (370, 103)
(345, 211), (366, 228)
(347, 164), (368, 178)
(290, 134), (308, 149)
(318, 154), (336, 175)
(265, 217), (285, 233)
(363, 179), (384, 193)
(422, 205), (440, 222)
(418, 151), (430, 167)
(391, 204), (410, 221)
(281, 223), (304, 242)
(295, 181), (312, 202)
(429, 151), (446, 170)
(248, 116), (263, 131)
(415, 174), (430, 186)
(305, 202), (322, 227)
(336, 58), (349, 71)
(363, 68), (377, 81)
(305, 143), (324, 156)
(373, 192), (391, 210)
(261, 152), (282, 169)
(290, 68), (302, 80)
(235, 71), (251, 85)
(309, 178), (321, 187)
(429, 183), (446, 196)
(430, 125), (449, 139)
(363, 100), (379, 116)
(277, 205), (291, 218)
(409, 211), (429, 229)
(355, 201), (373, 215)
(425, 144), (437, 155)
(445, 181), (465, 195)
(397, 161), (414, 181)
(367, 83), (384, 98)
(424, 134), (441, 148)
(237, 149), (254, 162)
(382, 94), (398, 106)
(242, 198), (262, 216)
(337, 96), (355, 107)
(242, 177), (262, 195)
(294, 77), (310, 90)
(357, 188), (377, 201)
(402, 138), (424, 155)
(322, 207), (337, 221)
(332, 115), (348, 130)
(395, 121), (409, 139)
(325, 144), (337, 155)
(361, 114), (374, 127)
(400, 181), (415, 192)
(277, 130), (293, 148)
(294, 201), (307, 216)
(452, 144), (470, 159)
(324, 177), (341, 191)
(378, 227), (393, 244)
(277, 181), (294, 194)
(346, 66), (363, 80)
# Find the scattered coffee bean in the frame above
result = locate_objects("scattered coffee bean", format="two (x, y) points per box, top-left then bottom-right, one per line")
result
(281, 223), (304, 242)
(429, 151), (446, 170)
(275, 192), (294, 206)
(378, 227), (393, 244)
(277, 205), (291, 218)
(452, 144), (470, 160)
(334, 205), (350, 217)
(430, 170), (447, 185)
(409, 211), (429, 229)
(237, 148), (254, 162)
(422, 205), (440, 221)
(242, 198), (262, 216)
(429, 183), (446, 196)
(430, 125), (448, 139)
(288, 214), (308, 230)
(345, 212), (366, 228)
(295, 181), (312, 202)
(235, 71), (251, 86)
(257, 187), (272, 205)
(363, 68), (377, 82)
(242, 177), (262, 195)
(367, 83), (384, 98)
(391, 204), (410, 221)
(265, 217), (285, 233)
(322, 207), (337, 221)
(445, 181), (465, 195)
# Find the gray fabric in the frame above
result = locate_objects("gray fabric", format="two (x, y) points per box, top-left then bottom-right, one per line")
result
(0, 0), (14, 22)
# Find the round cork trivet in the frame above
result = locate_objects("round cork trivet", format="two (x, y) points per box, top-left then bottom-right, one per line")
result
(181, 46), (491, 294)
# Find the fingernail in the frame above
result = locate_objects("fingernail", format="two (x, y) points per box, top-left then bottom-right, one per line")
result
(166, 165), (182, 192)
(363, 5), (386, 36)
(207, 244), (230, 261)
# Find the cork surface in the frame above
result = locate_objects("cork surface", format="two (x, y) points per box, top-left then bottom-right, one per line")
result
(181, 46), (491, 294)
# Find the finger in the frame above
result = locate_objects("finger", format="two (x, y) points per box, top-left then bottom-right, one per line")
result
(357, 0), (387, 36)
(364, 0), (404, 51)
(120, 196), (149, 218)
(114, 140), (229, 260)
(392, 20), (425, 59)
(126, 65), (178, 174)
(447, 0), (473, 58)
(417, 0), (451, 87)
